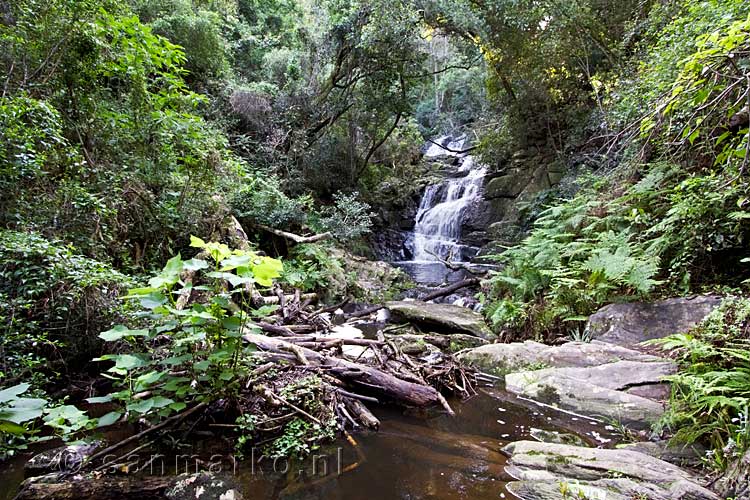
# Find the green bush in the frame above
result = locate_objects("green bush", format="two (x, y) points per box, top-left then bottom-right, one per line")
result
(312, 192), (374, 241)
(651, 297), (750, 470)
(230, 176), (312, 230)
(151, 10), (229, 82)
(0, 230), (133, 377)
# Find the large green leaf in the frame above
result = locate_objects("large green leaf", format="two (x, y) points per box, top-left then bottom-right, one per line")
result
(99, 325), (149, 342)
(148, 254), (183, 288)
(0, 383), (30, 403)
(96, 411), (122, 428)
(0, 397), (46, 424)
(0, 420), (27, 435)
(251, 256), (283, 286)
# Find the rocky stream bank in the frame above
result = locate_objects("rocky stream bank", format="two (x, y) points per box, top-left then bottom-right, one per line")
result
(9, 283), (744, 500)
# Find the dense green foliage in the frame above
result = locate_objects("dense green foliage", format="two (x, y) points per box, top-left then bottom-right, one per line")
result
(92, 237), (282, 424)
(653, 298), (750, 470)
(482, 0), (750, 341)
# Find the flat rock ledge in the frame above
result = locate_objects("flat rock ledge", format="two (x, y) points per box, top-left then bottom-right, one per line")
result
(503, 441), (719, 500)
(458, 340), (663, 375)
(460, 340), (676, 429)
(505, 359), (676, 429)
(386, 300), (495, 340)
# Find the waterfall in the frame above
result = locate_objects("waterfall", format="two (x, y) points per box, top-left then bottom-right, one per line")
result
(411, 135), (487, 262)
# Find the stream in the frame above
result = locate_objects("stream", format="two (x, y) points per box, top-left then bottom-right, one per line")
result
(0, 389), (618, 500)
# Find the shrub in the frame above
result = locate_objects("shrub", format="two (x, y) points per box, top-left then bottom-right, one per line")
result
(0, 230), (133, 377)
(230, 176), (312, 230)
(651, 297), (750, 470)
(312, 192), (374, 241)
(150, 10), (229, 82)
(91, 237), (283, 425)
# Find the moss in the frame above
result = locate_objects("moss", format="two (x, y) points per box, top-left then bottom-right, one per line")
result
(537, 384), (562, 405)
(547, 454), (573, 465)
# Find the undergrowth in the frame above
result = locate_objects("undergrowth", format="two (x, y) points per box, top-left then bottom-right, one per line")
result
(652, 297), (750, 471)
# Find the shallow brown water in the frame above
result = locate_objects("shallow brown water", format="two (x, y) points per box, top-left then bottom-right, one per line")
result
(0, 389), (618, 500)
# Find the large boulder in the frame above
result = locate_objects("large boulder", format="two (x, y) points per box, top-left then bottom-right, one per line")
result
(504, 360), (676, 429)
(460, 340), (676, 428)
(503, 441), (719, 500)
(620, 440), (706, 468)
(458, 340), (662, 375)
(386, 301), (495, 340)
(330, 249), (411, 303)
(587, 295), (722, 346)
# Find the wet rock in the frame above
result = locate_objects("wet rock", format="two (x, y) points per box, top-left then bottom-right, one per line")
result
(625, 382), (671, 401)
(503, 440), (719, 500)
(504, 360), (675, 429)
(386, 301), (495, 340)
(330, 249), (410, 303)
(529, 428), (590, 447)
(387, 333), (488, 353)
(458, 340), (662, 375)
(25, 441), (101, 476)
(587, 295), (722, 346)
(165, 472), (243, 500)
(508, 359), (677, 392)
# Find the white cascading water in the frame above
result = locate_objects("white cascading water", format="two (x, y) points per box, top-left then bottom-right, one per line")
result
(411, 135), (487, 262)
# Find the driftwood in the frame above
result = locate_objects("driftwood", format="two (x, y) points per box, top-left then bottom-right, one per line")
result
(257, 321), (294, 337)
(243, 333), (454, 414)
(343, 397), (380, 430)
(426, 137), (478, 155)
(252, 223), (332, 244)
(345, 304), (384, 320)
(420, 278), (480, 302)
(425, 248), (487, 276)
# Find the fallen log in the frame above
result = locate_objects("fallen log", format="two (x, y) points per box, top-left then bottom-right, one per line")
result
(425, 248), (487, 276)
(243, 333), (454, 414)
(420, 278), (480, 302)
(257, 322), (294, 336)
(260, 292), (317, 305)
(343, 397), (380, 430)
(425, 137), (478, 155)
(252, 223), (332, 244)
(345, 305), (384, 319)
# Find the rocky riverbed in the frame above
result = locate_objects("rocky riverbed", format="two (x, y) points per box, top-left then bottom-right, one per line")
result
(6, 294), (733, 500)
(456, 295), (724, 500)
